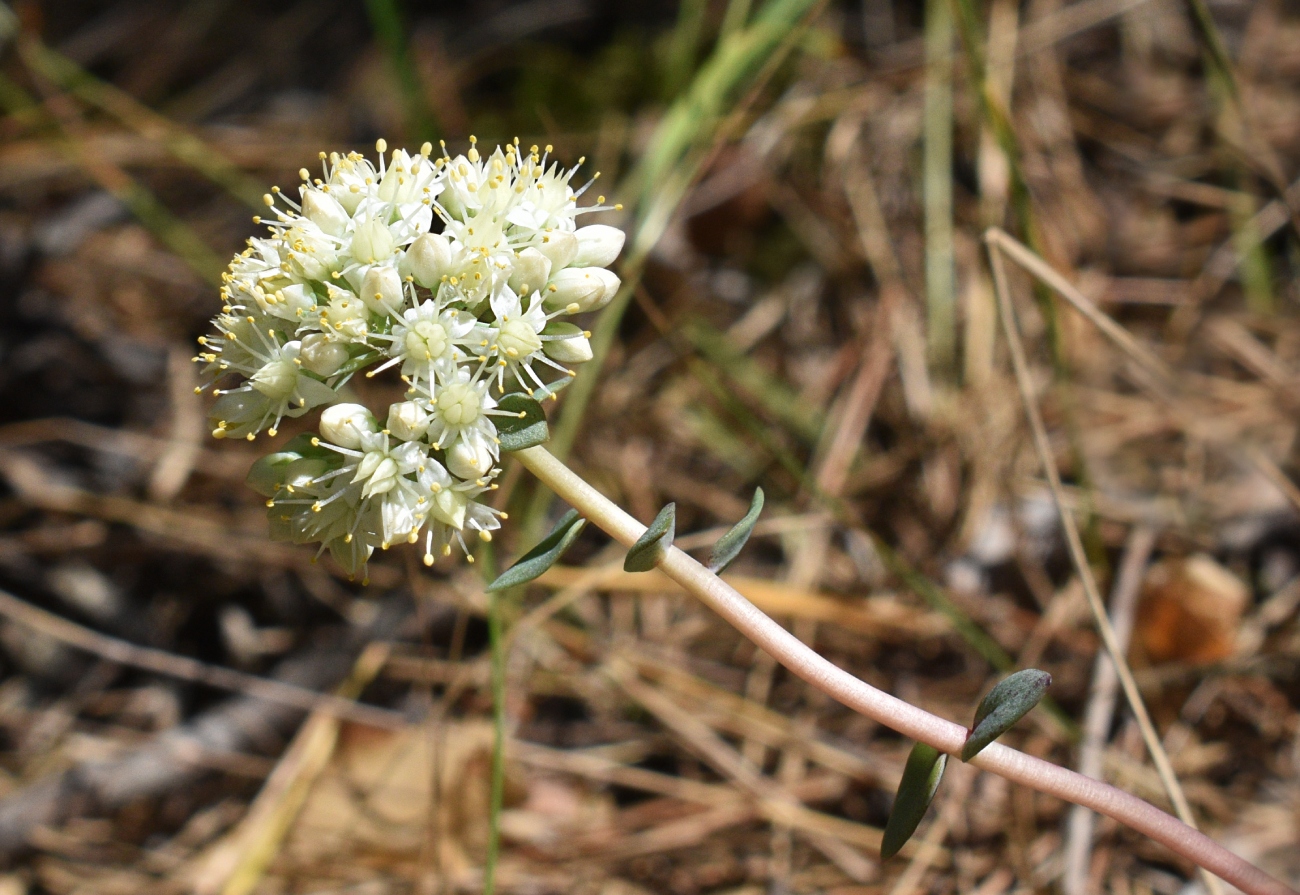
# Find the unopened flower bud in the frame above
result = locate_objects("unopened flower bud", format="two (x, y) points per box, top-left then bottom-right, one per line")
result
(542, 321), (593, 364)
(319, 403), (379, 449)
(302, 190), (349, 237)
(572, 225), (625, 268)
(447, 438), (495, 480)
(545, 267), (619, 313)
(404, 232), (452, 288)
(360, 265), (404, 315)
(300, 333), (349, 377)
(536, 230), (578, 270)
(387, 401), (430, 441)
(508, 247), (552, 295)
(351, 218), (395, 264)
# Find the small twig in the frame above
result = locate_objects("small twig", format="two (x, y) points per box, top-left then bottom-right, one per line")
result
(0, 586), (404, 730)
(1064, 525), (1158, 895)
(514, 444), (1295, 895)
(987, 237), (1223, 895)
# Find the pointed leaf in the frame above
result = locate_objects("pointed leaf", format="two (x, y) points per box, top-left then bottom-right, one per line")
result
(708, 487), (764, 573)
(961, 668), (1053, 762)
(881, 742), (948, 860)
(624, 503), (676, 572)
(496, 393), (549, 452)
(487, 510), (586, 592)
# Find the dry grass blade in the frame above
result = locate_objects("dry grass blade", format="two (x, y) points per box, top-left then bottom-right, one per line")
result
(607, 658), (886, 878)
(986, 232), (1222, 895)
(189, 642), (392, 895)
(1064, 525), (1158, 895)
(985, 227), (1300, 516)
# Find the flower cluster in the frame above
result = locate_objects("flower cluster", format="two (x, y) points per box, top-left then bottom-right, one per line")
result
(199, 139), (623, 576)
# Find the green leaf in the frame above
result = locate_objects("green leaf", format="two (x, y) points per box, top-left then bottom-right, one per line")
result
(486, 509), (586, 593)
(961, 669), (1052, 762)
(496, 394), (549, 452)
(708, 487), (764, 573)
(624, 503), (676, 572)
(881, 742), (948, 860)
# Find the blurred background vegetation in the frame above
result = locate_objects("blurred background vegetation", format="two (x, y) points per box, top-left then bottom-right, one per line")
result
(0, 1), (1297, 893)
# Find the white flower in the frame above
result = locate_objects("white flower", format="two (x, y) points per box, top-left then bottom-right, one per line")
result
(414, 458), (504, 564)
(205, 138), (623, 576)
(480, 286), (551, 394)
(304, 429), (430, 549)
(423, 366), (499, 452)
(505, 153), (584, 234)
(365, 299), (477, 393)
(314, 287), (371, 344)
(438, 141), (519, 222)
(545, 267), (619, 313)
(302, 189), (349, 236)
(350, 216), (396, 265)
(203, 327), (336, 440)
(447, 432), (498, 480)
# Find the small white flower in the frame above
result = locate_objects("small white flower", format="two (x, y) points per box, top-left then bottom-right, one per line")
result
(447, 431), (498, 480)
(366, 299), (477, 393)
(315, 287), (371, 344)
(534, 230), (579, 270)
(301, 189), (350, 237)
(204, 328), (336, 440)
(414, 458), (504, 564)
(350, 216), (396, 265)
(423, 366), (499, 452)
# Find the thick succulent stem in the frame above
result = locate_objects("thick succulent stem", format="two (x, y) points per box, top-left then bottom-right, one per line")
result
(514, 444), (1296, 895)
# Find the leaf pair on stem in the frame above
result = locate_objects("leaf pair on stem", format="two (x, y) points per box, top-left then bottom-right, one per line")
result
(881, 669), (1052, 859)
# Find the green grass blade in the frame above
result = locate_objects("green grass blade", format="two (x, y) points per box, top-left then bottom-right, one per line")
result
(364, 0), (438, 143)
(924, 0), (955, 375)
